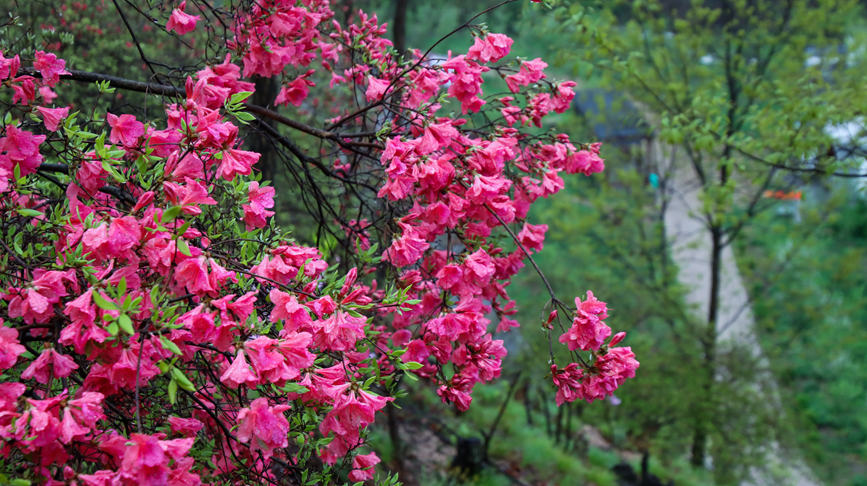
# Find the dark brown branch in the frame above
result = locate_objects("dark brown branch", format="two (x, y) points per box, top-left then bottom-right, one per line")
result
(326, 0), (519, 131)
(20, 68), (371, 142)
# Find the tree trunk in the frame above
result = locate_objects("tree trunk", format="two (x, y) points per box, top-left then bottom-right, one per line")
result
(554, 403), (566, 445)
(522, 381), (534, 426)
(386, 405), (404, 474)
(691, 224), (722, 467)
(248, 76), (280, 184)
(392, 0), (408, 54)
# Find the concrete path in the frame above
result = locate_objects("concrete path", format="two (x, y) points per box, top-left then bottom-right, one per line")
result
(658, 142), (819, 486)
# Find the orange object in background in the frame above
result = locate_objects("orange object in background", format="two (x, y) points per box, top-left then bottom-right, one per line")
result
(763, 190), (803, 200)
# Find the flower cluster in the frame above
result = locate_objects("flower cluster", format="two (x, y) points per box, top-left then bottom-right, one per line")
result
(552, 293), (640, 404)
(0, 0), (637, 483)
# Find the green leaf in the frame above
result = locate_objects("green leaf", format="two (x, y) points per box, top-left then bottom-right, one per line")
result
(118, 314), (134, 335)
(403, 361), (424, 370)
(229, 91), (254, 104)
(96, 80), (116, 94)
(176, 219), (193, 235)
(282, 383), (309, 394)
(94, 132), (107, 158)
(160, 335), (182, 356)
(106, 322), (119, 336)
(129, 296), (143, 312)
(150, 285), (161, 305)
(162, 206), (183, 223)
(101, 162), (126, 183)
(171, 367), (196, 392)
(16, 208), (43, 217)
(234, 110), (256, 122)
(168, 378), (178, 404)
(176, 238), (192, 257)
(92, 291), (119, 311)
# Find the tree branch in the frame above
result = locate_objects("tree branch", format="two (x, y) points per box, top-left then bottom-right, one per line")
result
(21, 67), (371, 142)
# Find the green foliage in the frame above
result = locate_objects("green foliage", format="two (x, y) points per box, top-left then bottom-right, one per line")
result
(528, 0), (867, 481)
(507, 131), (779, 483)
(736, 188), (867, 485)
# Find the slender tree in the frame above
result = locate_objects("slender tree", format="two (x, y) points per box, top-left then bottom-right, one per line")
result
(558, 0), (867, 477)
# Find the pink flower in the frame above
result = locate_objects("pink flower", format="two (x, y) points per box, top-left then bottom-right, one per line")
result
(12, 395), (65, 453)
(108, 215), (142, 257)
(576, 290), (608, 320)
(61, 290), (111, 354)
(61, 392), (105, 443)
(74, 159), (108, 193)
(551, 81), (577, 113)
(217, 148), (260, 181)
(166, 1), (199, 36)
(0, 382), (25, 412)
(6, 272), (71, 324)
(236, 398), (291, 460)
(220, 350), (259, 388)
(108, 348), (161, 390)
(467, 33), (513, 63)
(163, 178), (217, 215)
(314, 311), (366, 351)
(365, 75), (390, 101)
(106, 113), (145, 147)
(168, 416), (204, 436)
(518, 223), (547, 253)
(319, 390), (392, 462)
(348, 452), (381, 482)
(66, 392), (105, 430)
(242, 181), (275, 230)
(505, 57), (547, 93)
(437, 382), (473, 412)
(38, 85), (57, 103)
(10, 76), (36, 105)
(442, 55), (488, 113)
(175, 256), (213, 294)
(21, 348), (79, 384)
(0, 52), (20, 80)
(245, 335), (314, 384)
(464, 249), (495, 286)
(228, 291), (257, 323)
(275, 74), (315, 107)
(551, 363), (584, 406)
(269, 289), (312, 331)
(558, 291), (612, 352)
(119, 433), (170, 484)
(0, 125), (46, 176)
(33, 51), (69, 86)
(595, 345), (639, 384)
(36, 106), (69, 132)
(565, 143), (605, 175)
(384, 224), (429, 267)
(0, 322), (26, 370)
(467, 174), (511, 203)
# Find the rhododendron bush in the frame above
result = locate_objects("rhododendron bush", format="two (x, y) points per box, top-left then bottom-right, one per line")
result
(0, 0), (637, 483)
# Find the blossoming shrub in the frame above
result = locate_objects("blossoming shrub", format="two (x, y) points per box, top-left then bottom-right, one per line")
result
(0, 1), (637, 483)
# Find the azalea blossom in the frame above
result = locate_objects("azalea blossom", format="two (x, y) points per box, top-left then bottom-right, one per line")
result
(166, 1), (199, 35)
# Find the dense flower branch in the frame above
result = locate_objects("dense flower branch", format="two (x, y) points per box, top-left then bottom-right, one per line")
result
(0, 1), (638, 484)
